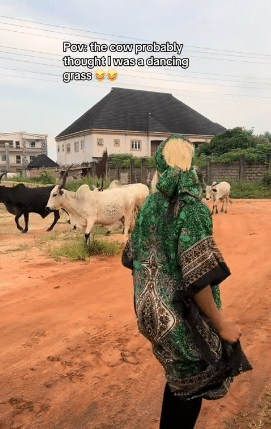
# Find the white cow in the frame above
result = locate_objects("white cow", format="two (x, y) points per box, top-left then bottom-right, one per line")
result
(46, 183), (135, 241)
(108, 181), (149, 208)
(205, 181), (231, 214)
(150, 171), (159, 194)
(98, 181), (150, 231)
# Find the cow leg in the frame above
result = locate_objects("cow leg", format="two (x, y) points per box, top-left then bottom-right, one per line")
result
(15, 214), (24, 232)
(123, 211), (133, 238)
(85, 219), (95, 243)
(224, 196), (228, 213)
(46, 210), (60, 231)
(23, 212), (29, 233)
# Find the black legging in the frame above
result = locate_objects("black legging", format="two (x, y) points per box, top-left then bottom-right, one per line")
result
(159, 383), (202, 429)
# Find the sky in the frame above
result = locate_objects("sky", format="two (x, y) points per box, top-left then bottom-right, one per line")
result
(0, 0), (270, 161)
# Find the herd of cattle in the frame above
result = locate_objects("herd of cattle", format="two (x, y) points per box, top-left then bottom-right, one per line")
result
(0, 169), (231, 240)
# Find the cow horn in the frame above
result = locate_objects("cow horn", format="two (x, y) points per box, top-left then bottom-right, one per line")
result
(59, 164), (73, 189)
(202, 176), (206, 186)
(0, 172), (6, 183)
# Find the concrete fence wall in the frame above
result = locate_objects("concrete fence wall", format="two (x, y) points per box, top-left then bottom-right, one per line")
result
(198, 156), (271, 184)
(5, 156), (271, 186)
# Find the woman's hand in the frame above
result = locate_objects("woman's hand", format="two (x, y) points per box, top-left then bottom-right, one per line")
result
(217, 320), (241, 343)
(194, 286), (242, 343)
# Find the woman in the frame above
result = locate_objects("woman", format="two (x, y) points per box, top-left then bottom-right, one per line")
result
(122, 135), (252, 429)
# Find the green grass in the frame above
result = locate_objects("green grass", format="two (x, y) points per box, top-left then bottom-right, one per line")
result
(65, 177), (111, 192)
(43, 229), (124, 261)
(227, 180), (271, 199)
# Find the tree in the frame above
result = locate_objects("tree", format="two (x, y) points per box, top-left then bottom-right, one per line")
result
(264, 132), (271, 143)
(195, 127), (255, 158)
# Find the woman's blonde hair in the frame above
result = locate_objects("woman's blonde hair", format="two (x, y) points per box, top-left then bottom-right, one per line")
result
(162, 137), (194, 171)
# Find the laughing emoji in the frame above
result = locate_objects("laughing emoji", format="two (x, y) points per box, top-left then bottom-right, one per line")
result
(107, 69), (118, 82)
(94, 70), (106, 82)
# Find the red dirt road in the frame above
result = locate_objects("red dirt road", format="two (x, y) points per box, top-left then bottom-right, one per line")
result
(0, 200), (271, 429)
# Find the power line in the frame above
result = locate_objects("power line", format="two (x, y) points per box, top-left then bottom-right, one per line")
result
(0, 49), (60, 62)
(1, 54), (271, 89)
(0, 65), (60, 76)
(2, 70), (271, 101)
(0, 44), (60, 57)
(0, 56), (62, 68)
(0, 23), (271, 64)
(2, 43), (271, 82)
(1, 25), (271, 66)
(1, 15), (270, 59)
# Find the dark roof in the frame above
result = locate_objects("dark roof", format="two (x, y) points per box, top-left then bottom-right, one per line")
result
(56, 87), (225, 138)
(27, 154), (59, 169)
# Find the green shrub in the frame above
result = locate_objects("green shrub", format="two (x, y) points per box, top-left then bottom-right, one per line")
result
(65, 176), (111, 192)
(196, 127), (255, 158)
(109, 154), (156, 169)
(262, 171), (271, 186)
(145, 157), (156, 168)
(222, 180), (271, 199)
(36, 169), (57, 185)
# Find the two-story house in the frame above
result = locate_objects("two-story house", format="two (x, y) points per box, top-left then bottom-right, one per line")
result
(55, 87), (225, 167)
(0, 132), (48, 173)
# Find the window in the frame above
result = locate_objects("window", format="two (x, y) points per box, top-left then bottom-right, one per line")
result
(57, 145), (60, 153)
(114, 139), (120, 147)
(15, 141), (20, 148)
(97, 139), (103, 146)
(131, 140), (141, 150)
(16, 155), (21, 164)
(74, 141), (79, 152)
(30, 156), (36, 162)
(62, 144), (64, 152)
(66, 143), (71, 154)
(29, 141), (36, 148)
(1, 155), (6, 162)
(81, 140), (85, 150)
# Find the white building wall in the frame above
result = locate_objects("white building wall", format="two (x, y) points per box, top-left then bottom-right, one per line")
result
(57, 135), (93, 166)
(56, 131), (153, 166)
(0, 132), (48, 172)
(56, 131), (214, 167)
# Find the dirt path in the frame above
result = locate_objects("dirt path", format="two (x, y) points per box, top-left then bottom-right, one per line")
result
(0, 200), (270, 429)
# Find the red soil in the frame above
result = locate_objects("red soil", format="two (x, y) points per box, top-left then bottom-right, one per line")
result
(0, 200), (270, 428)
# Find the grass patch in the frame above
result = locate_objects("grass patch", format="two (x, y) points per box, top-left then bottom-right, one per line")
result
(87, 238), (124, 257)
(203, 180), (271, 199)
(229, 181), (271, 199)
(225, 386), (271, 428)
(44, 229), (124, 261)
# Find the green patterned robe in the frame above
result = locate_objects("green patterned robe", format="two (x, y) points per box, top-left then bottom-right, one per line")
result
(122, 136), (250, 400)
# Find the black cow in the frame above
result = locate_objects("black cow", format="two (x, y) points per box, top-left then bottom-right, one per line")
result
(0, 173), (60, 233)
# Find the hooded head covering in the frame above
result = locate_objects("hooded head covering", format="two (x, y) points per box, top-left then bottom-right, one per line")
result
(154, 134), (202, 206)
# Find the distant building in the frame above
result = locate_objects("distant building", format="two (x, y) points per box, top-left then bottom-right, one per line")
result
(0, 132), (48, 173)
(55, 87), (225, 167)
(27, 153), (58, 169)
(26, 153), (58, 179)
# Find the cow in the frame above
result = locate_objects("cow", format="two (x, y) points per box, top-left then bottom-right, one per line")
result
(108, 180), (149, 209)
(96, 180), (149, 232)
(150, 170), (159, 194)
(45, 168), (135, 242)
(0, 172), (60, 233)
(204, 180), (231, 214)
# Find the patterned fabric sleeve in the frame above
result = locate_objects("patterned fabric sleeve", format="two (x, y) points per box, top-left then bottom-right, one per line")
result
(122, 239), (134, 270)
(177, 205), (231, 296)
